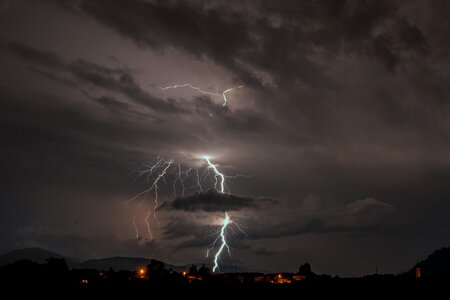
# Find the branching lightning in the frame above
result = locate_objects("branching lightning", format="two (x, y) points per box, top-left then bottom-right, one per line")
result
(201, 157), (247, 272)
(129, 159), (173, 240)
(160, 83), (244, 106)
(206, 211), (246, 272)
(129, 156), (247, 271)
(203, 156), (225, 193)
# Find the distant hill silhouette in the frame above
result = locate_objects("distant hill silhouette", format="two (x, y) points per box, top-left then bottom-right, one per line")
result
(76, 257), (252, 273)
(75, 256), (153, 271)
(0, 248), (266, 273)
(174, 262), (252, 273)
(412, 247), (450, 279)
(0, 248), (63, 266)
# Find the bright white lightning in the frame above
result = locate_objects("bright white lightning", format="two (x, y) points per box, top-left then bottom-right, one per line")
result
(221, 86), (244, 106)
(160, 84), (244, 106)
(130, 159), (173, 239)
(203, 156), (225, 193)
(212, 212), (232, 273)
(202, 156), (243, 272)
(129, 155), (248, 253)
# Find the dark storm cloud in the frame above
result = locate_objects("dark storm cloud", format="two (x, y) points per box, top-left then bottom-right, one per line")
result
(164, 196), (394, 251)
(76, 0), (252, 70)
(253, 247), (276, 256)
(60, 0), (430, 85)
(68, 59), (185, 114)
(192, 96), (272, 134)
(256, 0), (428, 72)
(162, 216), (209, 240)
(1, 0), (450, 275)
(162, 216), (216, 251)
(16, 227), (159, 259)
(48, 0), (447, 155)
(164, 218), (249, 252)
(9, 41), (64, 68)
(6, 41), (274, 139)
(96, 95), (133, 112)
(245, 197), (395, 240)
(164, 189), (275, 212)
(6, 41), (184, 114)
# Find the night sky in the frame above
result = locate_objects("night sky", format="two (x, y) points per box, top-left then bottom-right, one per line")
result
(1, 0), (450, 276)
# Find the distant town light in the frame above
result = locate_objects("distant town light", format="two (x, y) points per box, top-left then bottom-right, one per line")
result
(137, 267), (146, 278)
(415, 267), (421, 279)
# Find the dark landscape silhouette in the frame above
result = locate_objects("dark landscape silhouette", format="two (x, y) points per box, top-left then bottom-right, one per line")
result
(1, 247), (449, 297)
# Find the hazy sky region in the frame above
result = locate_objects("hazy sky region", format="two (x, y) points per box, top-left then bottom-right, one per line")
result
(1, 0), (450, 276)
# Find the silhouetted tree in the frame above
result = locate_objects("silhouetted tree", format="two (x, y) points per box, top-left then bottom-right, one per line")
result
(45, 257), (68, 272)
(298, 263), (312, 276)
(147, 259), (169, 281)
(189, 264), (198, 275)
(43, 257), (69, 286)
(199, 264), (211, 279)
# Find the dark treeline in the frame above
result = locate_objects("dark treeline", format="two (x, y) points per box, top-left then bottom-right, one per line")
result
(0, 258), (447, 297)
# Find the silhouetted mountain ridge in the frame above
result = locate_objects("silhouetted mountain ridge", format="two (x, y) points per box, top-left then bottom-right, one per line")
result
(7, 246), (450, 275)
(0, 247), (63, 266)
(412, 247), (450, 279)
(75, 256), (153, 271)
(0, 248), (254, 272)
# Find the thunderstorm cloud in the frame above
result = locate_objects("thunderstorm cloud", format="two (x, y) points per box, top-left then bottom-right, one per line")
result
(164, 189), (275, 212)
(1, 0), (450, 276)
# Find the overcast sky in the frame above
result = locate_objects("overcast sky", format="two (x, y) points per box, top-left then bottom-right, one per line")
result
(1, 0), (450, 276)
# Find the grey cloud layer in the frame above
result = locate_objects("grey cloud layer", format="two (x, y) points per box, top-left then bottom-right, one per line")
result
(163, 189), (277, 212)
(163, 196), (394, 251)
(1, 0), (450, 275)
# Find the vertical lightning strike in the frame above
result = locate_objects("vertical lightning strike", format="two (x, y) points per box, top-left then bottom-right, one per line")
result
(173, 164), (192, 197)
(194, 169), (203, 191)
(201, 157), (243, 272)
(213, 212), (231, 272)
(172, 164), (182, 198)
(130, 159), (173, 240)
(160, 84), (244, 106)
(180, 168), (191, 197)
(203, 156), (225, 193)
(148, 160), (172, 234)
(130, 155), (248, 263)
(132, 219), (140, 239)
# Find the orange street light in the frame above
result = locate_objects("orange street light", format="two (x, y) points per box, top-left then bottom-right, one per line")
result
(137, 267), (146, 278)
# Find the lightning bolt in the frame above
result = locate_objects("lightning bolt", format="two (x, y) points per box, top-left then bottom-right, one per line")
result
(203, 156), (225, 193)
(132, 219), (140, 239)
(221, 86), (244, 106)
(160, 84), (244, 106)
(200, 157), (247, 272)
(129, 155), (248, 264)
(212, 211), (231, 272)
(206, 211), (246, 273)
(194, 169), (203, 191)
(130, 159), (173, 239)
(147, 160), (172, 236)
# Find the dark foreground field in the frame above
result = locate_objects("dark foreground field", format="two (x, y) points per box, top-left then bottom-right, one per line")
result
(1, 258), (447, 298)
